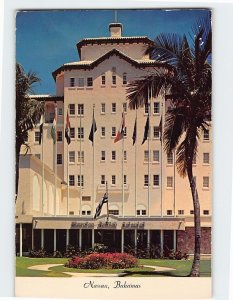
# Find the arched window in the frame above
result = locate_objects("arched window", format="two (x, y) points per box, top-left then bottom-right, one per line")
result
(136, 204), (147, 216)
(48, 185), (54, 215)
(123, 72), (127, 85)
(109, 204), (119, 216)
(112, 67), (116, 85)
(81, 204), (91, 216)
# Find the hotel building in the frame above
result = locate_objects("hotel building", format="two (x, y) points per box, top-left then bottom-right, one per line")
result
(16, 23), (211, 256)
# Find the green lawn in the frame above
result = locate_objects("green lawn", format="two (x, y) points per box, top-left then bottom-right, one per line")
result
(16, 257), (211, 277)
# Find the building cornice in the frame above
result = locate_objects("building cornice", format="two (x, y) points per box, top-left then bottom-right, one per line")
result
(52, 48), (171, 80)
(29, 95), (64, 102)
(76, 36), (154, 59)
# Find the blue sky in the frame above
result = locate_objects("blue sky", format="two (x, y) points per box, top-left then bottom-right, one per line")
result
(16, 9), (210, 94)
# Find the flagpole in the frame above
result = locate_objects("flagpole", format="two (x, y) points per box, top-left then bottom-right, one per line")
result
(106, 181), (109, 222)
(161, 102), (163, 217)
(42, 115), (44, 216)
(173, 150), (176, 217)
(148, 87), (151, 217)
(67, 140), (69, 216)
(122, 106), (125, 218)
(92, 104), (95, 217)
(135, 110), (137, 217)
(53, 104), (57, 216)
(79, 114), (82, 216)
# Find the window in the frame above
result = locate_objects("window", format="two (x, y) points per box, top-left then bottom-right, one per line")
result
(153, 150), (159, 163)
(34, 132), (40, 143)
(144, 175), (149, 187)
(190, 210), (194, 215)
(153, 102), (160, 114)
(69, 104), (75, 115)
(144, 103), (149, 114)
(203, 176), (209, 188)
(167, 176), (173, 188)
(82, 210), (91, 216)
(82, 196), (91, 201)
(78, 104), (84, 116)
(203, 210), (209, 215)
(167, 152), (173, 164)
(35, 154), (41, 160)
(124, 151), (127, 161)
(49, 112), (55, 123)
(123, 73), (127, 85)
(78, 127), (84, 139)
(167, 210), (173, 215)
(70, 77), (75, 87)
(78, 78), (84, 87)
(101, 74), (106, 85)
(153, 175), (159, 187)
(101, 103), (106, 113)
(112, 151), (116, 161)
(137, 210), (147, 216)
(70, 128), (75, 139)
(69, 151), (75, 163)
(203, 129), (209, 141)
(58, 108), (63, 116)
(112, 175), (116, 185)
(112, 127), (116, 137)
(87, 77), (93, 87)
(101, 151), (106, 161)
(77, 175), (84, 187)
(144, 150), (149, 162)
(124, 175), (127, 185)
(69, 175), (75, 186)
(124, 127), (127, 137)
(123, 102), (127, 112)
(109, 210), (119, 215)
(101, 127), (106, 137)
(112, 103), (116, 113)
(101, 175), (105, 185)
(78, 151), (84, 163)
(112, 73), (116, 85)
(178, 210), (184, 215)
(57, 131), (62, 142)
(153, 126), (160, 139)
(57, 154), (63, 165)
(203, 153), (210, 164)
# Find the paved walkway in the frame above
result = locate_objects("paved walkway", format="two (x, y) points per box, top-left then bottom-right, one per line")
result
(28, 263), (175, 277)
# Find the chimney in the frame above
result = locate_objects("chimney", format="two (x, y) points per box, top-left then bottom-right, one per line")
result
(109, 23), (123, 37)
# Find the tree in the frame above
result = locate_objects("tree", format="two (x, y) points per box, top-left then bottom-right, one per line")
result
(16, 63), (44, 201)
(127, 17), (211, 276)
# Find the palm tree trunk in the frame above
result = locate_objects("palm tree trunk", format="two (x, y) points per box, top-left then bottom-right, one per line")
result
(187, 164), (201, 277)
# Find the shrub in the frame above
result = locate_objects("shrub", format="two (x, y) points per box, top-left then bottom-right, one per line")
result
(29, 249), (47, 258)
(65, 252), (138, 269)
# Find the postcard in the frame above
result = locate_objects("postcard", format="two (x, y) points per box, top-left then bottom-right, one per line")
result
(15, 8), (211, 299)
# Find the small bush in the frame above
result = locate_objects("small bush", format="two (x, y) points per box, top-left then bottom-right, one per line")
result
(65, 252), (138, 269)
(29, 249), (47, 258)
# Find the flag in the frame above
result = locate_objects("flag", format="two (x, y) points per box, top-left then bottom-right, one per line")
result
(114, 113), (125, 143)
(142, 115), (149, 144)
(65, 111), (71, 145)
(159, 116), (162, 142)
(89, 110), (97, 144)
(38, 114), (44, 145)
(50, 115), (56, 144)
(132, 117), (137, 145)
(94, 192), (108, 219)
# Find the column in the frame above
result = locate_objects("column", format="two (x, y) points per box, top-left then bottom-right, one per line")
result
(160, 229), (164, 257)
(92, 228), (95, 249)
(66, 229), (69, 249)
(147, 230), (150, 257)
(41, 229), (44, 249)
(54, 229), (57, 252)
(173, 230), (177, 252)
(19, 223), (23, 257)
(121, 229), (124, 253)
(31, 228), (34, 251)
(79, 229), (82, 250)
(134, 229), (137, 255)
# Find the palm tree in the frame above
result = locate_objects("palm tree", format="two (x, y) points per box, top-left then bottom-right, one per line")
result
(127, 17), (211, 276)
(16, 63), (44, 201)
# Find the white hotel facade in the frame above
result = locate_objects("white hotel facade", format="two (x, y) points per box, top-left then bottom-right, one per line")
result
(16, 23), (211, 256)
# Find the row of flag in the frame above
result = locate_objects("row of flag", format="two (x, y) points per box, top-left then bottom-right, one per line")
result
(38, 110), (162, 146)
